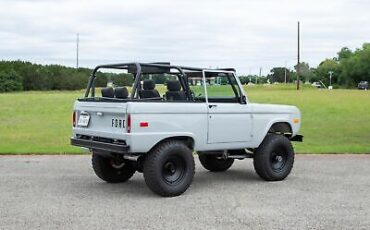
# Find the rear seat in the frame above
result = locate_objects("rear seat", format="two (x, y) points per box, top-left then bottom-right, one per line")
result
(139, 80), (160, 98)
(165, 80), (186, 101)
(114, 87), (129, 99)
(101, 87), (114, 98)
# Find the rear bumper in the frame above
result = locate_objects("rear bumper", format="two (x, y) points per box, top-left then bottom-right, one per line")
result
(70, 137), (129, 154)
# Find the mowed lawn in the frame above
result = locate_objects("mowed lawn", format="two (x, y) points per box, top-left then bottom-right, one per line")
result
(246, 85), (370, 153)
(0, 85), (369, 154)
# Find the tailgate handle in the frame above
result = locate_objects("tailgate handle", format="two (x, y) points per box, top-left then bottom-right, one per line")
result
(96, 112), (103, 116)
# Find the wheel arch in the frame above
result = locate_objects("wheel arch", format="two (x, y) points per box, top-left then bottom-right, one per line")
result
(149, 136), (195, 152)
(268, 121), (293, 137)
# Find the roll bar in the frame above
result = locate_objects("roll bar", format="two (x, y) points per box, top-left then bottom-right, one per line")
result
(84, 62), (236, 100)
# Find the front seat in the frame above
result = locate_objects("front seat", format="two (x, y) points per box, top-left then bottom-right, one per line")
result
(139, 80), (160, 98)
(165, 80), (186, 101)
(114, 87), (129, 99)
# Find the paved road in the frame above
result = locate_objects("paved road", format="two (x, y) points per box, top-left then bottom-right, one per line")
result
(0, 155), (369, 230)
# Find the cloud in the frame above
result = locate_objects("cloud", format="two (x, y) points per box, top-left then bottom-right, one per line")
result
(0, 0), (369, 74)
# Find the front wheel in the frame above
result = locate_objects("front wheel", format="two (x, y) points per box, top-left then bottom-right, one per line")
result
(253, 134), (294, 181)
(143, 140), (195, 197)
(92, 153), (136, 183)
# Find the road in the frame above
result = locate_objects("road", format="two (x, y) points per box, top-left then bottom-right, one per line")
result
(0, 154), (369, 230)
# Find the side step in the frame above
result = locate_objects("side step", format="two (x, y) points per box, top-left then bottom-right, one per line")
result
(224, 149), (254, 159)
(227, 154), (252, 159)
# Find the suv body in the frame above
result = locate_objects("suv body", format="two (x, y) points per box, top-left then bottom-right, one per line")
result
(71, 62), (303, 196)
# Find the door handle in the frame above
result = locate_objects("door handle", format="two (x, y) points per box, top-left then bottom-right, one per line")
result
(208, 104), (217, 108)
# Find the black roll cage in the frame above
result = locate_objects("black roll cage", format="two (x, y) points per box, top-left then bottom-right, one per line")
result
(84, 62), (239, 102)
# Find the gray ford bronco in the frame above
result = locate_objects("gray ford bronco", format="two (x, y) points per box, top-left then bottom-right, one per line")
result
(71, 62), (303, 197)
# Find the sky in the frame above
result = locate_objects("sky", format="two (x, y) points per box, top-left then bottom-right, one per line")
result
(0, 0), (369, 75)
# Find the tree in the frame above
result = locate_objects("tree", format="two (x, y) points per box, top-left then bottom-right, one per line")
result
(337, 47), (353, 61)
(293, 62), (316, 83)
(0, 70), (23, 92)
(339, 43), (370, 87)
(238, 75), (249, 84)
(315, 59), (339, 85)
(268, 67), (293, 83)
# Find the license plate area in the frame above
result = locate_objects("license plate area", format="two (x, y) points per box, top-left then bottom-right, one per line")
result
(77, 112), (90, 127)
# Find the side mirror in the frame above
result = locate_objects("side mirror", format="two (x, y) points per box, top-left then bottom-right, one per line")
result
(241, 95), (247, 104)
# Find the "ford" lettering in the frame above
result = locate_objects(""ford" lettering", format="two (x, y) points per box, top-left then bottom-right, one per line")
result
(111, 118), (125, 128)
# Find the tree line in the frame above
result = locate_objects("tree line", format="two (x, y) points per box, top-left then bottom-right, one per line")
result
(1, 43), (369, 92)
(241, 43), (370, 87)
(314, 43), (370, 87)
(0, 61), (134, 92)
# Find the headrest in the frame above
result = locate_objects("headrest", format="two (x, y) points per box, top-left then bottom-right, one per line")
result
(143, 80), (155, 90)
(167, 80), (181, 91)
(101, 87), (114, 98)
(114, 87), (128, 99)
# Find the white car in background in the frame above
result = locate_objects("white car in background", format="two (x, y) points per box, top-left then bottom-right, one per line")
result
(311, 82), (322, 88)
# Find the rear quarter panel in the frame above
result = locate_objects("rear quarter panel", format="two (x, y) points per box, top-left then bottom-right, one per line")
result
(127, 102), (208, 152)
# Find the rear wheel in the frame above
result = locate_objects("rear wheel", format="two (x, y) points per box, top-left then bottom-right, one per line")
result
(198, 153), (234, 172)
(92, 152), (136, 183)
(143, 140), (195, 197)
(253, 134), (294, 181)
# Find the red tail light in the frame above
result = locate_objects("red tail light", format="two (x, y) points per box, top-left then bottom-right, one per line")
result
(127, 114), (131, 133)
(140, 122), (148, 127)
(73, 111), (76, 127)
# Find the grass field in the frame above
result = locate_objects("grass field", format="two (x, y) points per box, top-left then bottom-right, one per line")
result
(0, 84), (369, 154)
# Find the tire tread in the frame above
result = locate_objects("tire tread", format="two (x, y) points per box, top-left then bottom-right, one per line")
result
(253, 134), (294, 181)
(143, 140), (195, 197)
(92, 153), (135, 183)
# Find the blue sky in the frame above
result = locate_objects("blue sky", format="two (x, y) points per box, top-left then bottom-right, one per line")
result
(0, 0), (369, 75)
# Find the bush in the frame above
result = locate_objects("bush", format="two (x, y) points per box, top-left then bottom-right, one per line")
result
(0, 70), (23, 92)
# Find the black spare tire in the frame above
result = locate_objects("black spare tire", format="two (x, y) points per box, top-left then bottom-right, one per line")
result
(92, 152), (136, 183)
(198, 153), (234, 172)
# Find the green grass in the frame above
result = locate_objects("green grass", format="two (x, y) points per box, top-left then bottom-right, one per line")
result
(245, 85), (370, 153)
(0, 84), (369, 154)
(0, 91), (84, 154)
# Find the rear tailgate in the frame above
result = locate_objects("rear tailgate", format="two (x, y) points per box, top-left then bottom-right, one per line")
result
(72, 101), (128, 140)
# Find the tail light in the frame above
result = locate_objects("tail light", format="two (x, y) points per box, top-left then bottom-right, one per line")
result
(127, 113), (131, 133)
(73, 111), (76, 127)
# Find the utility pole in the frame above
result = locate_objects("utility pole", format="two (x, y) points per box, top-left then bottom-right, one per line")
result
(284, 61), (287, 84)
(328, 71), (333, 86)
(76, 33), (79, 69)
(257, 67), (261, 84)
(297, 21), (300, 90)
(328, 71), (334, 90)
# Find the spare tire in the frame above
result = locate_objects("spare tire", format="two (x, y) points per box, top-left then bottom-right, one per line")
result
(198, 153), (234, 172)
